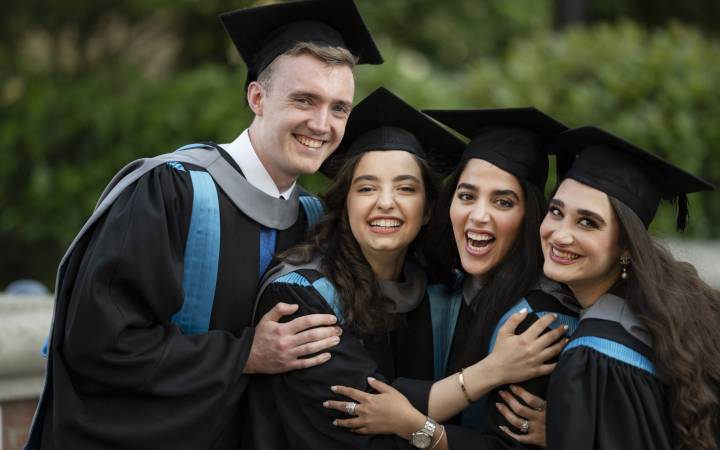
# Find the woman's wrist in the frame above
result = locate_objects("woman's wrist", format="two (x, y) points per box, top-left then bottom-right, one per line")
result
(400, 409), (428, 439)
(465, 357), (503, 399)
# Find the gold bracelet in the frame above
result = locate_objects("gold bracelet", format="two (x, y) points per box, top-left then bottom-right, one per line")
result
(458, 368), (473, 404)
(430, 425), (445, 450)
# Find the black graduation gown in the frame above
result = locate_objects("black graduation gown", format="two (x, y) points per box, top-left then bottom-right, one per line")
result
(546, 318), (672, 450)
(37, 146), (307, 450)
(246, 267), (433, 450)
(398, 288), (578, 450)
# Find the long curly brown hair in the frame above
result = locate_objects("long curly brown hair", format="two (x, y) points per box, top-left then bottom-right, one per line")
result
(610, 196), (720, 450)
(281, 152), (441, 336)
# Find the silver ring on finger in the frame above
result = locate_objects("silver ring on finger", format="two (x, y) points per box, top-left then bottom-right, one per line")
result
(520, 419), (529, 434)
(344, 401), (359, 416)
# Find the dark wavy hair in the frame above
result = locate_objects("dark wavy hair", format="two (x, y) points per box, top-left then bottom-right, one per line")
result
(281, 152), (441, 336)
(421, 159), (547, 370)
(609, 197), (720, 450)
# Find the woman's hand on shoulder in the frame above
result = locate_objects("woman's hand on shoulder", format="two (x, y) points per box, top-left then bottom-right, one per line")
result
(324, 377), (427, 438)
(484, 309), (568, 385)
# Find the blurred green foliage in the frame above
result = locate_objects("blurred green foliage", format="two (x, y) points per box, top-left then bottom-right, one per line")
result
(2, 0), (719, 287)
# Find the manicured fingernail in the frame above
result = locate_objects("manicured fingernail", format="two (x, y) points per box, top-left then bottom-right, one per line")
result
(563, 324), (569, 330)
(331, 336), (341, 344)
(495, 402), (502, 410)
(323, 354), (332, 362)
(518, 308), (528, 314)
(332, 419), (338, 426)
(323, 401), (329, 407)
(498, 390), (508, 398)
(368, 377), (376, 382)
(499, 425), (507, 432)
(510, 385), (518, 392)
(331, 385), (337, 392)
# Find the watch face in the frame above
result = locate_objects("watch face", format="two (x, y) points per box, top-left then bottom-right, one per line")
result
(410, 433), (432, 449)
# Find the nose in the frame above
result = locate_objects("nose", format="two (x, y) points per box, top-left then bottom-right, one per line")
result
(307, 108), (331, 136)
(468, 200), (490, 224)
(552, 221), (575, 246)
(376, 188), (396, 211)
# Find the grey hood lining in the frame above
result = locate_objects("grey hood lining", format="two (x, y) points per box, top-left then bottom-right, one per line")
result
(254, 256), (427, 319)
(581, 293), (652, 347)
(378, 260), (428, 313)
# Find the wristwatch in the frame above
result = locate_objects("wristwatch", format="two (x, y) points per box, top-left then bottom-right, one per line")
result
(409, 417), (437, 449)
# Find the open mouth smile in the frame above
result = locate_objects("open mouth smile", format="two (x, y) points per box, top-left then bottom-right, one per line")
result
(369, 218), (403, 234)
(549, 245), (581, 264)
(294, 134), (325, 149)
(465, 231), (495, 255)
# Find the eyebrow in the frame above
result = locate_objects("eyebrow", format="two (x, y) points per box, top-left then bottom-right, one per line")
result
(290, 90), (352, 110)
(493, 189), (520, 201)
(550, 199), (607, 226)
(457, 183), (520, 200)
(578, 209), (607, 226)
(352, 174), (421, 184)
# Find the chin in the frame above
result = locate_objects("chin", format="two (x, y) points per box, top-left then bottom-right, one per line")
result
(460, 258), (492, 278)
(543, 263), (574, 284)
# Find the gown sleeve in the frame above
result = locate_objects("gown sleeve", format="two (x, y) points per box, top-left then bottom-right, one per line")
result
(247, 278), (407, 450)
(52, 165), (254, 448)
(546, 345), (672, 450)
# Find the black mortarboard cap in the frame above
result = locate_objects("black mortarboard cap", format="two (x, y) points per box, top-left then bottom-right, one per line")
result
(556, 126), (715, 231)
(320, 87), (465, 178)
(220, 0), (383, 89)
(423, 107), (568, 189)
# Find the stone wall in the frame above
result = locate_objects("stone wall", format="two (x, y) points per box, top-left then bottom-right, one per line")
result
(0, 296), (51, 450)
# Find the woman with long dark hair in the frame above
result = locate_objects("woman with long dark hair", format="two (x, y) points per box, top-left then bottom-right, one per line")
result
(326, 108), (578, 449)
(246, 89), (566, 450)
(541, 126), (720, 450)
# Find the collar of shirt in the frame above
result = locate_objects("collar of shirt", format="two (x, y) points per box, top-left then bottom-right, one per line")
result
(220, 129), (296, 199)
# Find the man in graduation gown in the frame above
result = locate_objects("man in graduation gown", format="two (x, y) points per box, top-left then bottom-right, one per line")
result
(24, 1), (383, 449)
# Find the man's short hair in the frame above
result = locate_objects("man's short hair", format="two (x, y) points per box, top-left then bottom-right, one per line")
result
(256, 42), (358, 91)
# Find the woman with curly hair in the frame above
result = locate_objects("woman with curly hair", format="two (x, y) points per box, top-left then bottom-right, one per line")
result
(542, 126), (720, 450)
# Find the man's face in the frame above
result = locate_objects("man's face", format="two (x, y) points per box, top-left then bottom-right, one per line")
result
(248, 53), (355, 184)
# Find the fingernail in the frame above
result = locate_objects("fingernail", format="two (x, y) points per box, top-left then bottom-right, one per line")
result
(553, 313), (558, 319)
(510, 385), (518, 392)
(498, 390), (508, 398)
(331, 385), (337, 392)
(323, 353), (332, 362)
(368, 376), (376, 382)
(495, 402), (502, 410)
(563, 324), (569, 330)
(518, 308), (528, 314)
(332, 336), (341, 344)
(332, 419), (338, 426)
(498, 425), (507, 431)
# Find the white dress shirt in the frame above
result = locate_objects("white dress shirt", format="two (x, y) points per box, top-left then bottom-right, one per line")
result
(220, 129), (295, 199)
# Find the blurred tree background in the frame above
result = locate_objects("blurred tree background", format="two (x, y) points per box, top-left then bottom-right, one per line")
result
(2, 0), (719, 288)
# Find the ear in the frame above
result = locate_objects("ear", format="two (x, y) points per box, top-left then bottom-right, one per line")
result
(422, 202), (434, 225)
(423, 210), (431, 225)
(620, 248), (631, 262)
(247, 81), (266, 116)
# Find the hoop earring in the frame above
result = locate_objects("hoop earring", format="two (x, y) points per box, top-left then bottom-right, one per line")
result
(620, 255), (631, 280)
